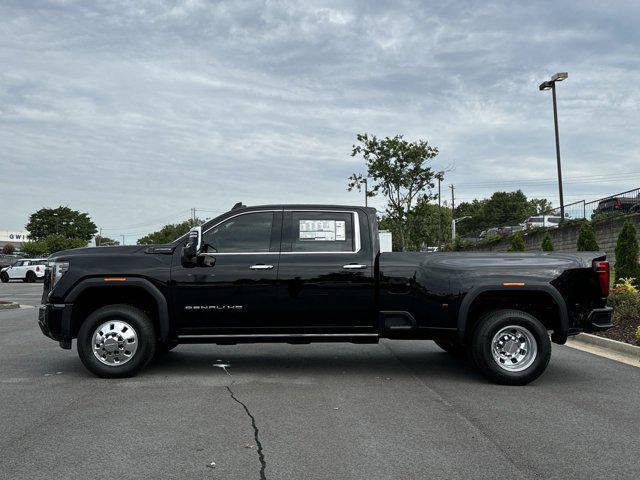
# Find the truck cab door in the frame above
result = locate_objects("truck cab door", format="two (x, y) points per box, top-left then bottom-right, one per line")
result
(171, 209), (283, 335)
(275, 209), (376, 332)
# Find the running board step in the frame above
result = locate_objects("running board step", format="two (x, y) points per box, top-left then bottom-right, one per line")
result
(177, 333), (380, 344)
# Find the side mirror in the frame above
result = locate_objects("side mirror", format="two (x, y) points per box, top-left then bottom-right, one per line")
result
(181, 226), (202, 267)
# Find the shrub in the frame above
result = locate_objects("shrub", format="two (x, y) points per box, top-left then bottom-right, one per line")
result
(576, 223), (599, 251)
(2, 243), (15, 255)
(608, 278), (640, 326)
(509, 232), (525, 252)
(614, 220), (640, 284)
(541, 232), (554, 251)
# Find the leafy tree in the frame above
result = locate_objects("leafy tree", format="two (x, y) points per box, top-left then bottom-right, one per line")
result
(509, 232), (525, 252)
(576, 223), (599, 251)
(614, 220), (640, 283)
(137, 219), (202, 245)
(379, 200), (451, 251)
(2, 243), (15, 254)
(26, 206), (97, 242)
(541, 232), (554, 251)
(455, 190), (552, 238)
(95, 235), (120, 246)
(21, 234), (86, 257)
(348, 133), (438, 251)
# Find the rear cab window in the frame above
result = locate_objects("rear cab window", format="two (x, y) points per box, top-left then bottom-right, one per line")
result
(292, 211), (355, 252)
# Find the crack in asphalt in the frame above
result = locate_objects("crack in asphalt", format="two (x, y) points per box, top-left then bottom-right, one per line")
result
(215, 363), (267, 480)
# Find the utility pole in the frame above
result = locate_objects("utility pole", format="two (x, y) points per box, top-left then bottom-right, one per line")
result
(363, 179), (368, 207)
(450, 184), (455, 216)
(98, 227), (102, 246)
(191, 208), (196, 226)
(121, 235), (125, 246)
(437, 172), (444, 246)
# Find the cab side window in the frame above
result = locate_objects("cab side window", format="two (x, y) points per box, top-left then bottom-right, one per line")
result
(202, 212), (275, 253)
(290, 211), (355, 252)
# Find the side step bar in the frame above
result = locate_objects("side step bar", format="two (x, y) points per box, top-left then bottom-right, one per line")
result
(177, 333), (380, 345)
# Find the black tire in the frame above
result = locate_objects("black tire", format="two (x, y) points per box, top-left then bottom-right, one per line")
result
(0, 272), (8, 283)
(471, 309), (551, 386)
(433, 337), (467, 358)
(77, 304), (156, 378)
(26, 271), (36, 283)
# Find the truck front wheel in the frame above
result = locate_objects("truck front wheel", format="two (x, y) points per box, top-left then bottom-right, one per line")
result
(471, 309), (551, 385)
(77, 304), (156, 378)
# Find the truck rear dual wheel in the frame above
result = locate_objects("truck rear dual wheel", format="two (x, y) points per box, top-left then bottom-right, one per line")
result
(77, 304), (156, 378)
(471, 309), (551, 386)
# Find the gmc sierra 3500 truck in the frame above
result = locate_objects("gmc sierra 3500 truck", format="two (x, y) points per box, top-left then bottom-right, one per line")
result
(39, 203), (613, 385)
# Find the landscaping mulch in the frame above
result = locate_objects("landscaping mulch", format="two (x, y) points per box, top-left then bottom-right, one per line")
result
(594, 315), (639, 346)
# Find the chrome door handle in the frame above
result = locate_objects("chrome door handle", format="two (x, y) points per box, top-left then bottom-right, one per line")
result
(342, 264), (367, 270)
(250, 264), (274, 270)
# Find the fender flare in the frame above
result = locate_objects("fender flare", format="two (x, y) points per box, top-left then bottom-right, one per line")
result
(65, 277), (171, 342)
(457, 283), (569, 343)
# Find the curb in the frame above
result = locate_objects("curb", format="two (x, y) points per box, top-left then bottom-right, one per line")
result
(569, 333), (640, 358)
(0, 301), (20, 311)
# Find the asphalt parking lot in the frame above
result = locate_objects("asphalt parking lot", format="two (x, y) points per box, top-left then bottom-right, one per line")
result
(1, 283), (639, 479)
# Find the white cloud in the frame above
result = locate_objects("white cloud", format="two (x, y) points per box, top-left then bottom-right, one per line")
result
(0, 0), (639, 241)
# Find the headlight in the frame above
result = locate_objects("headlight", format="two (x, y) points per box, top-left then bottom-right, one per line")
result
(49, 261), (69, 289)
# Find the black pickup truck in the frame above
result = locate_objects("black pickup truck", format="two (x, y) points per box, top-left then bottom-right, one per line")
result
(39, 204), (613, 385)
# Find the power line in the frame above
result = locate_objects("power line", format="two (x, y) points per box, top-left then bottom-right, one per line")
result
(455, 171), (640, 188)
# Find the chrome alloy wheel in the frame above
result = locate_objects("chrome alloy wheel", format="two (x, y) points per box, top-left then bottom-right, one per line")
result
(92, 320), (138, 366)
(491, 325), (538, 372)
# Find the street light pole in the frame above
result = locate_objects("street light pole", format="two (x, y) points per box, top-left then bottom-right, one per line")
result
(551, 81), (565, 222)
(539, 72), (568, 222)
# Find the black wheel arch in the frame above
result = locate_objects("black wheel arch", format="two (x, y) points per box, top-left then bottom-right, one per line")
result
(65, 277), (171, 342)
(457, 283), (569, 344)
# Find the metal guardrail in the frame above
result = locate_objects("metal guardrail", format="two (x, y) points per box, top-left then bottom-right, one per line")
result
(550, 187), (640, 221)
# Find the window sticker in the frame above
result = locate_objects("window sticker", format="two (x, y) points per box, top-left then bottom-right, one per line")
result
(299, 220), (346, 241)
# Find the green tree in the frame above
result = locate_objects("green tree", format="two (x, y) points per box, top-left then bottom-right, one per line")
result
(576, 223), (599, 251)
(509, 232), (525, 252)
(137, 219), (202, 245)
(614, 220), (640, 283)
(26, 206), (97, 242)
(541, 232), (554, 251)
(2, 243), (15, 254)
(379, 200), (451, 251)
(21, 234), (86, 257)
(95, 235), (120, 246)
(348, 133), (438, 251)
(455, 191), (552, 238)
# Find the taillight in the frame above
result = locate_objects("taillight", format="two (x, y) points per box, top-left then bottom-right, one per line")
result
(614, 199), (621, 209)
(35, 266), (40, 272)
(594, 261), (610, 296)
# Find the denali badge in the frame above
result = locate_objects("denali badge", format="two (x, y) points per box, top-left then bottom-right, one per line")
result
(185, 305), (244, 311)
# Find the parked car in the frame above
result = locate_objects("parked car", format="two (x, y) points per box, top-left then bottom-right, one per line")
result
(39, 203), (612, 385)
(524, 215), (562, 229)
(1, 258), (48, 283)
(593, 196), (640, 215)
(0, 254), (22, 269)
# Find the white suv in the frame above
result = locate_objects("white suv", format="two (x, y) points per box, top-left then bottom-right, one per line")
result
(523, 215), (562, 229)
(0, 258), (47, 283)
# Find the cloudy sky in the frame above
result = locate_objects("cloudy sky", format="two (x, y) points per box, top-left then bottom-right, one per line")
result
(1, 0), (639, 242)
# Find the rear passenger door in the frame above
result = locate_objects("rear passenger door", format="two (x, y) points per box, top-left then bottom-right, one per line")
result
(275, 209), (376, 332)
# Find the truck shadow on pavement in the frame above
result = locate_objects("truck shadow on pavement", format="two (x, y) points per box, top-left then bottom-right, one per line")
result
(138, 345), (591, 386)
